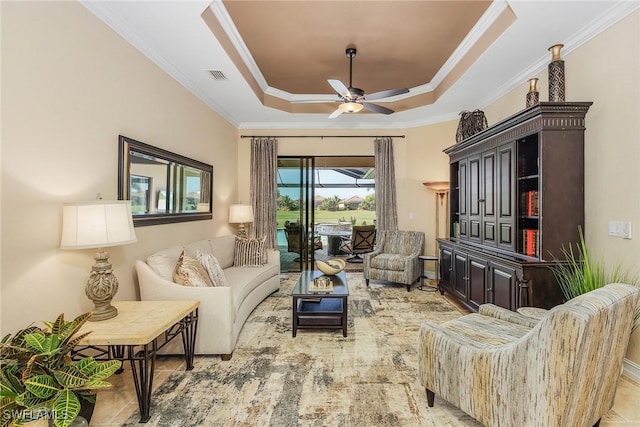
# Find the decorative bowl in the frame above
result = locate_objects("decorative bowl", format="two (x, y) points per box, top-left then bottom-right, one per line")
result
(315, 258), (346, 275)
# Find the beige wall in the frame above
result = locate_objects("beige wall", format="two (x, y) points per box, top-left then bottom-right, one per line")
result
(1, 2), (238, 333)
(238, 125), (455, 258)
(483, 11), (640, 364)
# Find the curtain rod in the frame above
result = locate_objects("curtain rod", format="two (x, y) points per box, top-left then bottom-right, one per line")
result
(240, 135), (405, 139)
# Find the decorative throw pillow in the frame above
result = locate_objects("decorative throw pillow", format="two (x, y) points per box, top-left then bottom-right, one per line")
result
(173, 250), (214, 287)
(234, 236), (266, 267)
(197, 252), (229, 287)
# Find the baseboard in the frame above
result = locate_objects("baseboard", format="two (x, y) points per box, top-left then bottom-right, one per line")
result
(623, 358), (640, 383)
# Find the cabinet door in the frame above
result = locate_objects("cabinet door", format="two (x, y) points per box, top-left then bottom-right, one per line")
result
(468, 155), (481, 242)
(439, 244), (453, 293)
(489, 262), (518, 310)
(481, 150), (497, 246)
(497, 143), (515, 251)
(458, 160), (468, 239)
(453, 251), (468, 300)
(468, 255), (488, 311)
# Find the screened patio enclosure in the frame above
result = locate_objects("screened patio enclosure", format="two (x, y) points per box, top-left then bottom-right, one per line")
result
(277, 156), (375, 273)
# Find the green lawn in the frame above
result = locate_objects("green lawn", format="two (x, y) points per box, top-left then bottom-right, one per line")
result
(277, 210), (376, 228)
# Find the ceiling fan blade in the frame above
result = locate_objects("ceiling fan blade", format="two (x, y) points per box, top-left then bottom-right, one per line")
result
(328, 108), (343, 119)
(365, 87), (409, 101)
(363, 102), (394, 115)
(328, 79), (350, 99)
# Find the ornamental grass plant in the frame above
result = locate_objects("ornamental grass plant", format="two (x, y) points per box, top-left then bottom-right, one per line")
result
(551, 228), (639, 331)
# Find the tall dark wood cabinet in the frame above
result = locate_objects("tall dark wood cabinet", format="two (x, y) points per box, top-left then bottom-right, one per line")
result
(438, 102), (592, 312)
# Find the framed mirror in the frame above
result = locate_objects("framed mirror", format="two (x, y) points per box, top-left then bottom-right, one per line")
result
(118, 135), (213, 227)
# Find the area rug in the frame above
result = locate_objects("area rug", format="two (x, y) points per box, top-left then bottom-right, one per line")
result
(123, 273), (483, 426)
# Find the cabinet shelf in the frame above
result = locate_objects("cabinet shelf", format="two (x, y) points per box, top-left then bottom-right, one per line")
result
(518, 174), (539, 181)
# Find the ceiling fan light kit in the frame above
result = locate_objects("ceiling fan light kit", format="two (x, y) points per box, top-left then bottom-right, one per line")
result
(338, 102), (364, 114)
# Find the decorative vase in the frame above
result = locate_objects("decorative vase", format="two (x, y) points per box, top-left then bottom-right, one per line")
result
(548, 44), (565, 102)
(315, 259), (346, 275)
(526, 78), (539, 107)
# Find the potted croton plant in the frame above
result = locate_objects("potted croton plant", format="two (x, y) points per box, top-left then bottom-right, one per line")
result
(0, 312), (121, 427)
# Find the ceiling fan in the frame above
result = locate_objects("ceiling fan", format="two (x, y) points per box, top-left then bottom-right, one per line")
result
(299, 47), (409, 119)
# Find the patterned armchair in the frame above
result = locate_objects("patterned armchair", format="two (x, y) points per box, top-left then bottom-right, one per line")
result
(363, 230), (424, 291)
(418, 284), (640, 427)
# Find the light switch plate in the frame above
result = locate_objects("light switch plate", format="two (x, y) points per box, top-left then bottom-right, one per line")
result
(609, 220), (623, 237)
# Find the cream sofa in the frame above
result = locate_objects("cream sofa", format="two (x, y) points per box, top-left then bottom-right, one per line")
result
(135, 235), (280, 359)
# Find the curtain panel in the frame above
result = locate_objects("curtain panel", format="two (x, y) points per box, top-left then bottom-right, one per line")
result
(250, 137), (278, 249)
(374, 137), (398, 231)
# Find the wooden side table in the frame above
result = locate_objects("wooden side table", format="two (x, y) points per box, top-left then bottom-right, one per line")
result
(73, 300), (199, 423)
(418, 255), (439, 292)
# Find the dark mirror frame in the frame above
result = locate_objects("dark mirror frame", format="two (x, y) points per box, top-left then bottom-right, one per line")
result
(118, 135), (213, 227)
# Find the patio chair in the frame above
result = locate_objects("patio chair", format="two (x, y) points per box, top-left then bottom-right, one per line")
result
(284, 221), (321, 261)
(338, 225), (376, 263)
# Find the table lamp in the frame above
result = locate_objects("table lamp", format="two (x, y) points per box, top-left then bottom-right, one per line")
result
(60, 200), (137, 321)
(229, 204), (254, 238)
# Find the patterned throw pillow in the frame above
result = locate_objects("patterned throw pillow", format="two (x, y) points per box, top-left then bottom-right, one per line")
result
(233, 236), (266, 267)
(173, 250), (214, 287)
(197, 252), (229, 287)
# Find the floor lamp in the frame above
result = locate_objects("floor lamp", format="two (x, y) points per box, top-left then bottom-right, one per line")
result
(423, 181), (450, 240)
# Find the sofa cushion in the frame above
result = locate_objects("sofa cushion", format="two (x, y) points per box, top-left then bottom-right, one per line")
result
(234, 236), (266, 267)
(439, 313), (532, 349)
(224, 262), (280, 307)
(369, 253), (406, 271)
(197, 252), (229, 287)
(147, 246), (184, 280)
(173, 251), (214, 287)
(206, 235), (236, 269)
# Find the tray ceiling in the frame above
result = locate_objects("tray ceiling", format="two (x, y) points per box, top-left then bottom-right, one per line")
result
(82, 1), (637, 129)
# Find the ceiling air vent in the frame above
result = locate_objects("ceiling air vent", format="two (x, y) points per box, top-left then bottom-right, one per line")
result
(207, 70), (227, 81)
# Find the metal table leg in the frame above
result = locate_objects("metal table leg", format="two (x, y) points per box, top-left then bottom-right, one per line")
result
(128, 343), (156, 423)
(181, 308), (198, 370)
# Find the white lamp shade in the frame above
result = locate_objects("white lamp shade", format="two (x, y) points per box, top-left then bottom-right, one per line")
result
(61, 200), (137, 249)
(229, 204), (254, 224)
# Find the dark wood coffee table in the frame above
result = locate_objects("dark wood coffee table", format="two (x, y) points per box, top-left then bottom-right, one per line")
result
(292, 270), (349, 337)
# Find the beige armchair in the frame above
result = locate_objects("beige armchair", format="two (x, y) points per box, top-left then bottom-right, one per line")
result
(418, 284), (640, 427)
(363, 230), (424, 291)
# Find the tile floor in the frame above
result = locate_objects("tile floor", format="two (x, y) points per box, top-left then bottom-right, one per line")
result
(90, 354), (640, 426)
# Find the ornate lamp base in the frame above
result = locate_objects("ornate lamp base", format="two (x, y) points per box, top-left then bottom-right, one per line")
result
(86, 251), (119, 321)
(236, 223), (248, 239)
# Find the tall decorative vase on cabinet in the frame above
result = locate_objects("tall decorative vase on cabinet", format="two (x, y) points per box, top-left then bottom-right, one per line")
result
(548, 44), (565, 102)
(526, 78), (539, 107)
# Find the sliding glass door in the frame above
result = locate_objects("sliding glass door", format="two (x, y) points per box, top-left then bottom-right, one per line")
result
(277, 156), (376, 273)
(277, 157), (315, 272)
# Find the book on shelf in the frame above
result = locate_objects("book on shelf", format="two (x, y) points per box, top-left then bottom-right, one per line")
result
(522, 228), (539, 257)
(520, 190), (539, 216)
(452, 221), (459, 238)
